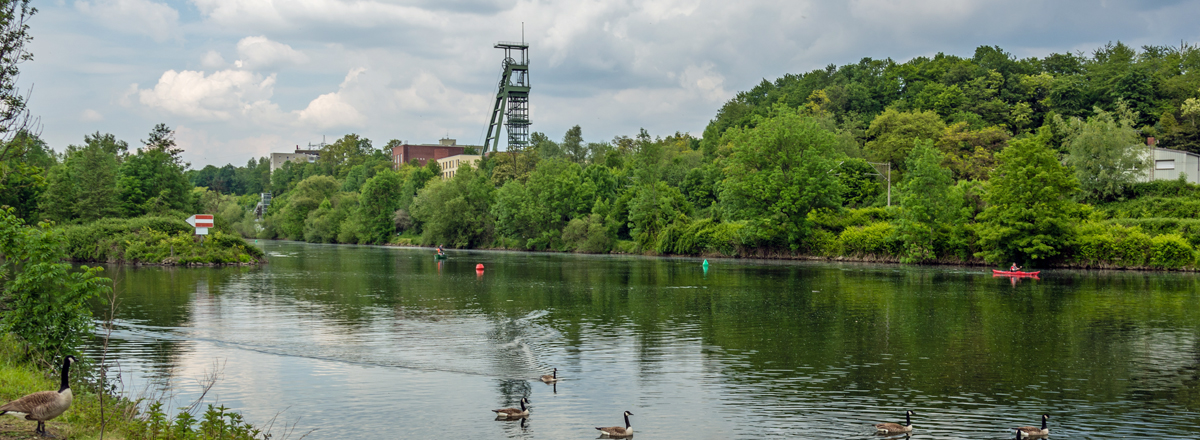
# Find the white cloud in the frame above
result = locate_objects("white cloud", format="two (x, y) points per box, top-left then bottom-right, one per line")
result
(201, 51), (227, 69)
(81, 109), (104, 122)
(234, 36), (309, 70)
(176, 126), (284, 167)
(74, 0), (181, 42)
(295, 68), (367, 129)
(137, 70), (278, 121)
(677, 64), (728, 103)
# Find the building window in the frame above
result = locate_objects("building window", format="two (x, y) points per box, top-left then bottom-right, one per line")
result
(1156, 160), (1176, 170)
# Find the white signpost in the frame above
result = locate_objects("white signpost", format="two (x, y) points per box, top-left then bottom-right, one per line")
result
(186, 214), (215, 236)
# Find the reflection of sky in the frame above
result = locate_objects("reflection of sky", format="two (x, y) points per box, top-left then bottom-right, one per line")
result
(92, 242), (1200, 439)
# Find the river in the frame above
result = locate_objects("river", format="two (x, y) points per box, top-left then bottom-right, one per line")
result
(91, 241), (1200, 439)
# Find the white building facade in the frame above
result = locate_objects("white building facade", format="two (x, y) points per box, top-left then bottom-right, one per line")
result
(1145, 147), (1200, 184)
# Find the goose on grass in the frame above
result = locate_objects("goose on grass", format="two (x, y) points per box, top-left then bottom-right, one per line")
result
(1, 355), (77, 437)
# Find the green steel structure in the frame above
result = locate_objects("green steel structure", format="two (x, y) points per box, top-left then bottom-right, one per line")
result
(483, 41), (530, 154)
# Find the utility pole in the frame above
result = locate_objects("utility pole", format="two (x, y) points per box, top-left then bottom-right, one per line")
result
(867, 162), (892, 207)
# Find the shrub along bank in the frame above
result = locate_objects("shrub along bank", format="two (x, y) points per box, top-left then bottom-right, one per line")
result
(59, 215), (265, 265)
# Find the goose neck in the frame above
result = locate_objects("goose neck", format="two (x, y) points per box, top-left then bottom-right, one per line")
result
(59, 358), (72, 393)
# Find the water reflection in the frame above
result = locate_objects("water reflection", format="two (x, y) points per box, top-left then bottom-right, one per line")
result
(88, 242), (1200, 439)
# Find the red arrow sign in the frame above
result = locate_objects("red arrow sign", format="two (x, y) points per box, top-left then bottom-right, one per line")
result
(187, 214), (215, 228)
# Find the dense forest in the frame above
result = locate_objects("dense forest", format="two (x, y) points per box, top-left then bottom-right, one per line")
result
(6, 42), (1200, 269)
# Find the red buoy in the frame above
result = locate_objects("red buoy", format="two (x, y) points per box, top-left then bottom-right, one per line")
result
(476, 263), (485, 270)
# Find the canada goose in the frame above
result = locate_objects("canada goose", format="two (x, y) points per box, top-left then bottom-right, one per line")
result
(874, 410), (914, 434)
(540, 368), (558, 383)
(492, 397), (530, 418)
(1, 355), (77, 437)
(1015, 414), (1049, 437)
(596, 411), (634, 438)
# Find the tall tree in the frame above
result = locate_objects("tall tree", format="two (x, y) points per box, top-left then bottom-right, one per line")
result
(897, 139), (959, 262)
(974, 129), (1080, 265)
(561, 125), (587, 164)
(718, 105), (844, 248)
(142, 123), (184, 166)
(0, 0), (36, 184)
(864, 109), (946, 169)
(1058, 104), (1148, 201)
(73, 144), (121, 221)
(354, 169), (404, 244)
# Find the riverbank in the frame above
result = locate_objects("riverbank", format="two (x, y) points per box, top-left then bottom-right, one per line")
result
(59, 216), (266, 266)
(377, 237), (1199, 272)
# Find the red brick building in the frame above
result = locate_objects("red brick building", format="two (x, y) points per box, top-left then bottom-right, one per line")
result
(391, 138), (470, 169)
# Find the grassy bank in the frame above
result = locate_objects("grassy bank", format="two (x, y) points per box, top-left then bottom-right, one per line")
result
(1, 335), (267, 439)
(59, 216), (265, 265)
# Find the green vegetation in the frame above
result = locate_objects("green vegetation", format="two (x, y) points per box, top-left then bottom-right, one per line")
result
(6, 39), (1200, 270)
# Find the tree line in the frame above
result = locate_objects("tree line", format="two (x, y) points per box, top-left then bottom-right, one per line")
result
(5, 42), (1200, 269)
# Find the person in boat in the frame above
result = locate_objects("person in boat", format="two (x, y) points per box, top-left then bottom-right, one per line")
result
(1010, 263), (1021, 271)
(436, 244), (444, 256)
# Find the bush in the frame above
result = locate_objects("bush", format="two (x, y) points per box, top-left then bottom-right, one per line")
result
(563, 214), (612, 253)
(58, 215), (264, 264)
(1150, 234), (1195, 268)
(0, 208), (110, 361)
(838, 221), (900, 257)
(1073, 222), (1153, 267)
(808, 207), (896, 234)
(1107, 218), (1200, 247)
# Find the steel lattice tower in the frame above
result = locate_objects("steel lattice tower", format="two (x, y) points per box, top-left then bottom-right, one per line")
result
(483, 41), (530, 154)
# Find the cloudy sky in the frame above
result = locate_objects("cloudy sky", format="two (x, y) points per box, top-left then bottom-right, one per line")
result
(23, 0), (1200, 167)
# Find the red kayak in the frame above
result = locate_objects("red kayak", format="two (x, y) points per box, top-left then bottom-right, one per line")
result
(992, 269), (1040, 277)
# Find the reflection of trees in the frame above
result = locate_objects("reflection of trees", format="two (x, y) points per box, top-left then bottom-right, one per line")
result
(100, 241), (1200, 413)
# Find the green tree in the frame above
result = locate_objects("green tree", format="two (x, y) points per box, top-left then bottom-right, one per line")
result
(273, 175), (338, 240)
(1058, 104), (1148, 201)
(0, 207), (109, 362)
(532, 131), (562, 160)
(865, 109), (946, 169)
(73, 143), (121, 221)
(836, 158), (881, 208)
(319, 134), (373, 179)
(718, 105), (844, 248)
(1, 132), (51, 221)
(0, 0), (36, 185)
(353, 169), (404, 244)
(410, 164), (494, 248)
(896, 139), (959, 262)
(974, 129), (1080, 265)
(37, 163), (75, 222)
(628, 181), (691, 251)
(491, 179), (545, 244)
(142, 123), (185, 166)
(117, 148), (191, 216)
(561, 125), (587, 164)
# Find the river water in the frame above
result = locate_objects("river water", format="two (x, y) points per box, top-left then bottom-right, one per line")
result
(91, 241), (1200, 439)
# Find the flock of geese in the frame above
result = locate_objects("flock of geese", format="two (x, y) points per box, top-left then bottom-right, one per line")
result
(872, 410), (1050, 438)
(0, 357), (1051, 438)
(490, 368), (636, 437)
(491, 369), (1051, 439)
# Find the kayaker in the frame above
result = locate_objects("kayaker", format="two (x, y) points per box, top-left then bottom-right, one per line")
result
(1010, 263), (1020, 271)
(437, 244), (444, 256)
